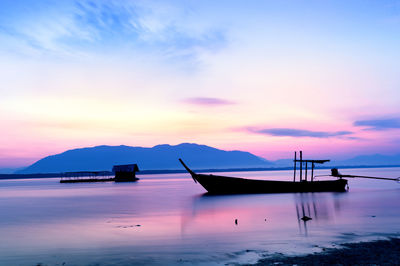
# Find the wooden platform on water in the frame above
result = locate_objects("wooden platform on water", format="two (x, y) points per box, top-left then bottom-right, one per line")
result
(60, 177), (116, 183)
(60, 177), (139, 183)
(59, 170), (139, 183)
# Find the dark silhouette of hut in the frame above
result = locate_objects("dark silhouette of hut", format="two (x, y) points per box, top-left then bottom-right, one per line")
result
(112, 164), (139, 182)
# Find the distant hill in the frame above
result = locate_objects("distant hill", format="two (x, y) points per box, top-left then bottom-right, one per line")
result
(329, 154), (400, 167)
(0, 167), (25, 174)
(17, 143), (273, 174)
(270, 154), (400, 168)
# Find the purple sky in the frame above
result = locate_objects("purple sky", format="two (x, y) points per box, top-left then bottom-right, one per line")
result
(1, 0), (400, 167)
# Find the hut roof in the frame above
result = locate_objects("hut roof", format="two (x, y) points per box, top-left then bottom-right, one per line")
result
(112, 164), (139, 172)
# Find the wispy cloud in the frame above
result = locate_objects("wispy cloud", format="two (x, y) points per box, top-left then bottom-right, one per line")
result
(0, 0), (227, 60)
(183, 97), (235, 106)
(248, 128), (353, 138)
(354, 117), (400, 130)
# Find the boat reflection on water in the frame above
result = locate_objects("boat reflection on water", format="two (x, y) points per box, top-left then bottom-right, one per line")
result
(294, 193), (346, 236)
(182, 192), (348, 237)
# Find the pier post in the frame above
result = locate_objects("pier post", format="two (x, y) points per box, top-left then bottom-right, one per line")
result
(300, 151), (303, 182)
(305, 162), (308, 181)
(311, 163), (315, 182)
(293, 151), (297, 182)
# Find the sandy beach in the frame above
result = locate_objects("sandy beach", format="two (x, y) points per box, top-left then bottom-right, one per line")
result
(250, 238), (400, 265)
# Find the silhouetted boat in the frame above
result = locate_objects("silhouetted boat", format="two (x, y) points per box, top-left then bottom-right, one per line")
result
(179, 153), (348, 194)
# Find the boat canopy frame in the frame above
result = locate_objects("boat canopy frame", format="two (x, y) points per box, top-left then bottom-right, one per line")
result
(293, 151), (330, 182)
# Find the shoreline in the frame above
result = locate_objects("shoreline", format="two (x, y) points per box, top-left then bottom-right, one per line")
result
(248, 237), (400, 265)
(1, 165), (400, 180)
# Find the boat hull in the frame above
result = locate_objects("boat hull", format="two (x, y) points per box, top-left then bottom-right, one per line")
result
(193, 174), (348, 194)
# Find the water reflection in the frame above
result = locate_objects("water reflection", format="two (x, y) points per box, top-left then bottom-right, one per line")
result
(294, 193), (343, 235)
(1, 170), (399, 265)
(185, 192), (349, 237)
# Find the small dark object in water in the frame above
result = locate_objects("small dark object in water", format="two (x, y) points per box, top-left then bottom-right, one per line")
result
(301, 216), (312, 221)
(264, 218), (267, 221)
(136, 224), (141, 227)
(235, 219), (238, 225)
(371, 215), (376, 218)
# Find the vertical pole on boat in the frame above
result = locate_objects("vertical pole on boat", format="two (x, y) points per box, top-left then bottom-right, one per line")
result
(300, 151), (303, 182)
(305, 161), (308, 181)
(311, 163), (315, 182)
(293, 151), (297, 182)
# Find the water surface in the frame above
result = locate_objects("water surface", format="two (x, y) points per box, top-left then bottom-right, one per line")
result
(0, 168), (399, 265)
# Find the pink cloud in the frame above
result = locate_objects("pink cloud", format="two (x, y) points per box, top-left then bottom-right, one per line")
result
(182, 97), (235, 106)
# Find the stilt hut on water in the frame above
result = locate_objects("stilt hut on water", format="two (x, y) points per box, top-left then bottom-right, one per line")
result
(112, 164), (140, 182)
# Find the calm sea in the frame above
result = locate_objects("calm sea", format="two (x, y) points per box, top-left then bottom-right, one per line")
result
(0, 168), (399, 265)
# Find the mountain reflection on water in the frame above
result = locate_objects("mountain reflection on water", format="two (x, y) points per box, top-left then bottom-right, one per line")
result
(0, 168), (399, 265)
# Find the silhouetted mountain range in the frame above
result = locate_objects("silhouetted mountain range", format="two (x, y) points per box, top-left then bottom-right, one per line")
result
(14, 143), (400, 174)
(17, 143), (273, 174)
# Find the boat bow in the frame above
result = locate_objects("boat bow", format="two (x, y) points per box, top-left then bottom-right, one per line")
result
(179, 158), (197, 183)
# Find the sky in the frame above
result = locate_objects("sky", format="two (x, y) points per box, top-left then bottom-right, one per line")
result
(1, 0), (400, 167)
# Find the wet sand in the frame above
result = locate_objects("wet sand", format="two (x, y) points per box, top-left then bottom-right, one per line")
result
(250, 238), (400, 265)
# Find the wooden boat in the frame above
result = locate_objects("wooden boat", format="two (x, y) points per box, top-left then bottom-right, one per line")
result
(178, 151), (348, 194)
